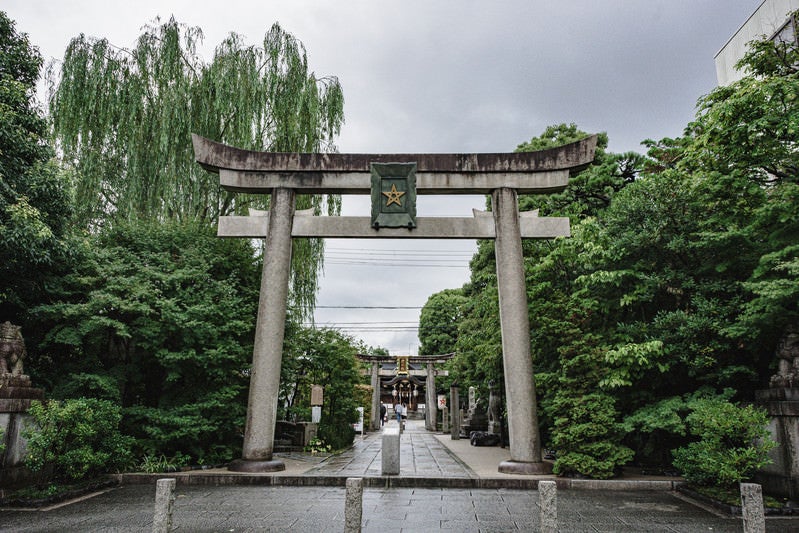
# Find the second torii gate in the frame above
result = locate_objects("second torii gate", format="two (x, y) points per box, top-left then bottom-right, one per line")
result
(193, 133), (597, 474)
(356, 353), (454, 431)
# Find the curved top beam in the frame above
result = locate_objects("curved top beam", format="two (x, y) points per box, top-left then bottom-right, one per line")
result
(192, 134), (598, 175)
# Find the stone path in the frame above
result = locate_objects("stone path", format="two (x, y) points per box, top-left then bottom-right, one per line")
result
(3, 418), (798, 531)
(304, 420), (475, 479)
(4, 484), (799, 532)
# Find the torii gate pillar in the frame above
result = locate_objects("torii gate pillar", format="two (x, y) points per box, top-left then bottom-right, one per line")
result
(229, 188), (295, 472)
(493, 187), (546, 473)
(425, 362), (437, 431)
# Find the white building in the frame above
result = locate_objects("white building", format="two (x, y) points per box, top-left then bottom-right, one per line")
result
(715, 0), (799, 85)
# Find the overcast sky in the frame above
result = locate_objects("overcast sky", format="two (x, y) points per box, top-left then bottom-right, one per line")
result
(6, 1), (765, 353)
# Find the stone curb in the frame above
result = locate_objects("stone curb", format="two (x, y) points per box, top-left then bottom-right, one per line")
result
(114, 472), (681, 491)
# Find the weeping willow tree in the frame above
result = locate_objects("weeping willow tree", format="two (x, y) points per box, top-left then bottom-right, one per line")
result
(48, 17), (344, 315)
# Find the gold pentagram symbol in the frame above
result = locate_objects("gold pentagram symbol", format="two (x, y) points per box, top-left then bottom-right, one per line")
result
(382, 184), (405, 207)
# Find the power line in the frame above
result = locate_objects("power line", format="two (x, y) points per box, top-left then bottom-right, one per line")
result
(325, 246), (475, 254)
(321, 246), (475, 268)
(325, 326), (419, 329)
(325, 261), (469, 268)
(310, 320), (420, 325)
(326, 251), (474, 258)
(316, 305), (422, 309)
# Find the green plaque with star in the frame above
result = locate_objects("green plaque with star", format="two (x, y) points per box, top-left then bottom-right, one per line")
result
(370, 162), (417, 229)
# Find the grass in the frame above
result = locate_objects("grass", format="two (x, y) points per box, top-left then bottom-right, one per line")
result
(1, 478), (117, 506)
(689, 484), (787, 509)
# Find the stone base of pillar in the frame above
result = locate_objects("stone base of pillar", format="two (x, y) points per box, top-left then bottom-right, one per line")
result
(1, 374), (46, 489)
(754, 387), (799, 499)
(228, 458), (285, 472)
(498, 460), (553, 475)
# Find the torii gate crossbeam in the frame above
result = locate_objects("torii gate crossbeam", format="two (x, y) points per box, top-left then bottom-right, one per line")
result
(193, 134), (597, 475)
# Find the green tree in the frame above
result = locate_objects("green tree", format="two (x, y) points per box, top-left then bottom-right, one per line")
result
(450, 242), (503, 391)
(48, 17), (344, 316)
(518, 126), (640, 477)
(550, 392), (634, 479)
(0, 11), (73, 319)
(682, 18), (799, 347)
(418, 288), (467, 355)
(280, 326), (362, 449)
(517, 124), (643, 220)
(551, 24), (799, 475)
(30, 221), (259, 462)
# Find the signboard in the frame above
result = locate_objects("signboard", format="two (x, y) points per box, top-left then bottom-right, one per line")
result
(370, 162), (417, 228)
(396, 356), (409, 376)
(438, 394), (447, 409)
(353, 406), (365, 436)
(311, 385), (324, 406)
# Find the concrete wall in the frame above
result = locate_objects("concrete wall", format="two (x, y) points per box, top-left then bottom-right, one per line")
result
(715, 0), (799, 85)
(0, 412), (36, 488)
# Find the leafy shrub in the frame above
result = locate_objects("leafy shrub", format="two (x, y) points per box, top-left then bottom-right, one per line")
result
(551, 392), (634, 479)
(671, 398), (776, 488)
(318, 421), (356, 451)
(303, 437), (332, 454)
(24, 398), (134, 484)
(621, 388), (735, 469)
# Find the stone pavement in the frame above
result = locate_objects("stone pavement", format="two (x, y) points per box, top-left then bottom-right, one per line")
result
(2, 419), (798, 531)
(4, 483), (799, 532)
(302, 419), (475, 479)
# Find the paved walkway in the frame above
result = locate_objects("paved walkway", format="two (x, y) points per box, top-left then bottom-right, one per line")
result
(303, 419), (475, 479)
(2, 419), (797, 531)
(4, 483), (798, 532)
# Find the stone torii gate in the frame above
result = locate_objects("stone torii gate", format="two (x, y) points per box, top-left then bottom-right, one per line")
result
(356, 353), (454, 432)
(193, 133), (597, 474)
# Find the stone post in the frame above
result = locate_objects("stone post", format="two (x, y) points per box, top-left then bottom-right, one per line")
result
(492, 187), (550, 474)
(229, 188), (295, 472)
(425, 363), (437, 431)
(370, 362), (380, 430)
(442, 406), (449, 433)
(382, 428), (400, 475)
(740, 483), (765, 533)
(450, 384), (460, 440)
(344, 477), (363, 533)
(152, 478), (176, 533)
(539, 480), (557, 533)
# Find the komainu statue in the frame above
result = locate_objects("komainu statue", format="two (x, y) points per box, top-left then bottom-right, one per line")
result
(770, 327), (799, 388)
(0, 321), (26, 375)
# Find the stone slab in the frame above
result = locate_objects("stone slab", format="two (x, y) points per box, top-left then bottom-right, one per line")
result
(228, 459), (286, 473)
(218, 213), (570, 239)
(498, 460), (553, 475)
(0, 386), (45, 400)
(0, 397), (40, 412)
(193, 133), (599, 195)
(755, 388), (799, 401)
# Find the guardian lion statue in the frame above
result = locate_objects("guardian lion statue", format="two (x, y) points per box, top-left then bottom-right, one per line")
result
(0, 321), (26, 375)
